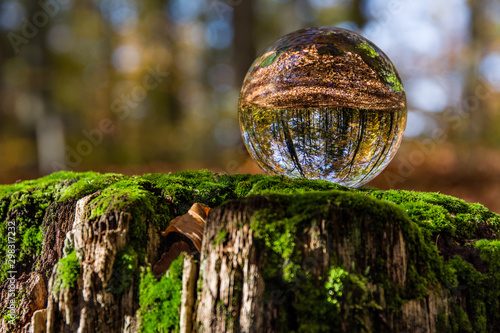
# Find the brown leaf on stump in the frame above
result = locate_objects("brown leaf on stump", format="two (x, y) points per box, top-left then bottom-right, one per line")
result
(153, 203), (211, 277)
(152, 241), (191, 278)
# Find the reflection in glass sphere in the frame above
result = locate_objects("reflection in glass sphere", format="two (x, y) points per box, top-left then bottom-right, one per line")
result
(238, 27), (407, 187)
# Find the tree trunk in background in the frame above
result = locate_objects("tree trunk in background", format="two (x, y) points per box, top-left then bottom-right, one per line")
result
(459, 0), (491, 144)
(36, 115), (65, 174)
(31, 0), (66, 175)
(232, 0), (256, 84)
(351, 0), (367, 29)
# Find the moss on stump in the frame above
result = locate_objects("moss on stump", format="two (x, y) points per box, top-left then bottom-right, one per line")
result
(0, 170), (498, 332)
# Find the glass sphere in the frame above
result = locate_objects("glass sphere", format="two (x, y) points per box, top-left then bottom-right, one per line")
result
(238, 27), (407, 187)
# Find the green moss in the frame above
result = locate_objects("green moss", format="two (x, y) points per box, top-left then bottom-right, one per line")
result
(294, 272), (341, 332)
(0, 171), (117, 203)
(0, 171), (129, 283)
(335, 270), (383, 331)
(369, 189), (500, 243)
(251, 206), (299, 281)
(235, 174), (349, 197)
(54, 250), (80, 291)
(325, 266), (348, 306)
(450, 303), (473, 332)
(384, 71), (404, 92)
(430, 240), (500, 333)
(107, 246), (138, 296)
(143, 170), (244, 213)
(85, 177), (170, 265)
(0, 189), (51, 282)
(474, 239), (500, 329)
(242, 192), (409, 330)
(58, 172), (124, 202)
(139, 254), (184, 333)
(259, 51), (281, 67)
(439, 250), (500, 332)
(87, 178), (155, 219)
(358, 42), (379, 58)
(1, 170), (499, 330)
(215, 229), (228, 247)
(231, 188), (499, 331)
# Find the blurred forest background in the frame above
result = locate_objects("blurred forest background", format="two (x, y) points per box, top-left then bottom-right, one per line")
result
(0, 0), (499, 212)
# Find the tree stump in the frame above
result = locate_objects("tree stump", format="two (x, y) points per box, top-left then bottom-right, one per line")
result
(0, 171), (499, 332)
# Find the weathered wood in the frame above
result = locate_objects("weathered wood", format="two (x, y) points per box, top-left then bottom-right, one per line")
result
(195, 195), (450, 332)
(196, 199), (265, 332)
(180, 254), (198, 333)
(0, 171), (498, 332)
(46, 193), (151, 332)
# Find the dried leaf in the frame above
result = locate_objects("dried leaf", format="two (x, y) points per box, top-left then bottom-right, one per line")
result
(153, 203), (212, 277)
(152, 241), (191, 278)
(161, 203), (211, 252)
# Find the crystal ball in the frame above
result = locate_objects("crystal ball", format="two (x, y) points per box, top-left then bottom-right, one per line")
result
(238, 27), (407, 187)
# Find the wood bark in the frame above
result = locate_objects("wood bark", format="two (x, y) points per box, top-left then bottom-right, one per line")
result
(45, 192), (158, 333)
(194, 196), (449, 332)
(196, 199), (265, 332)
(0, 172), (498, 332)
(232, 0), (256, 84)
